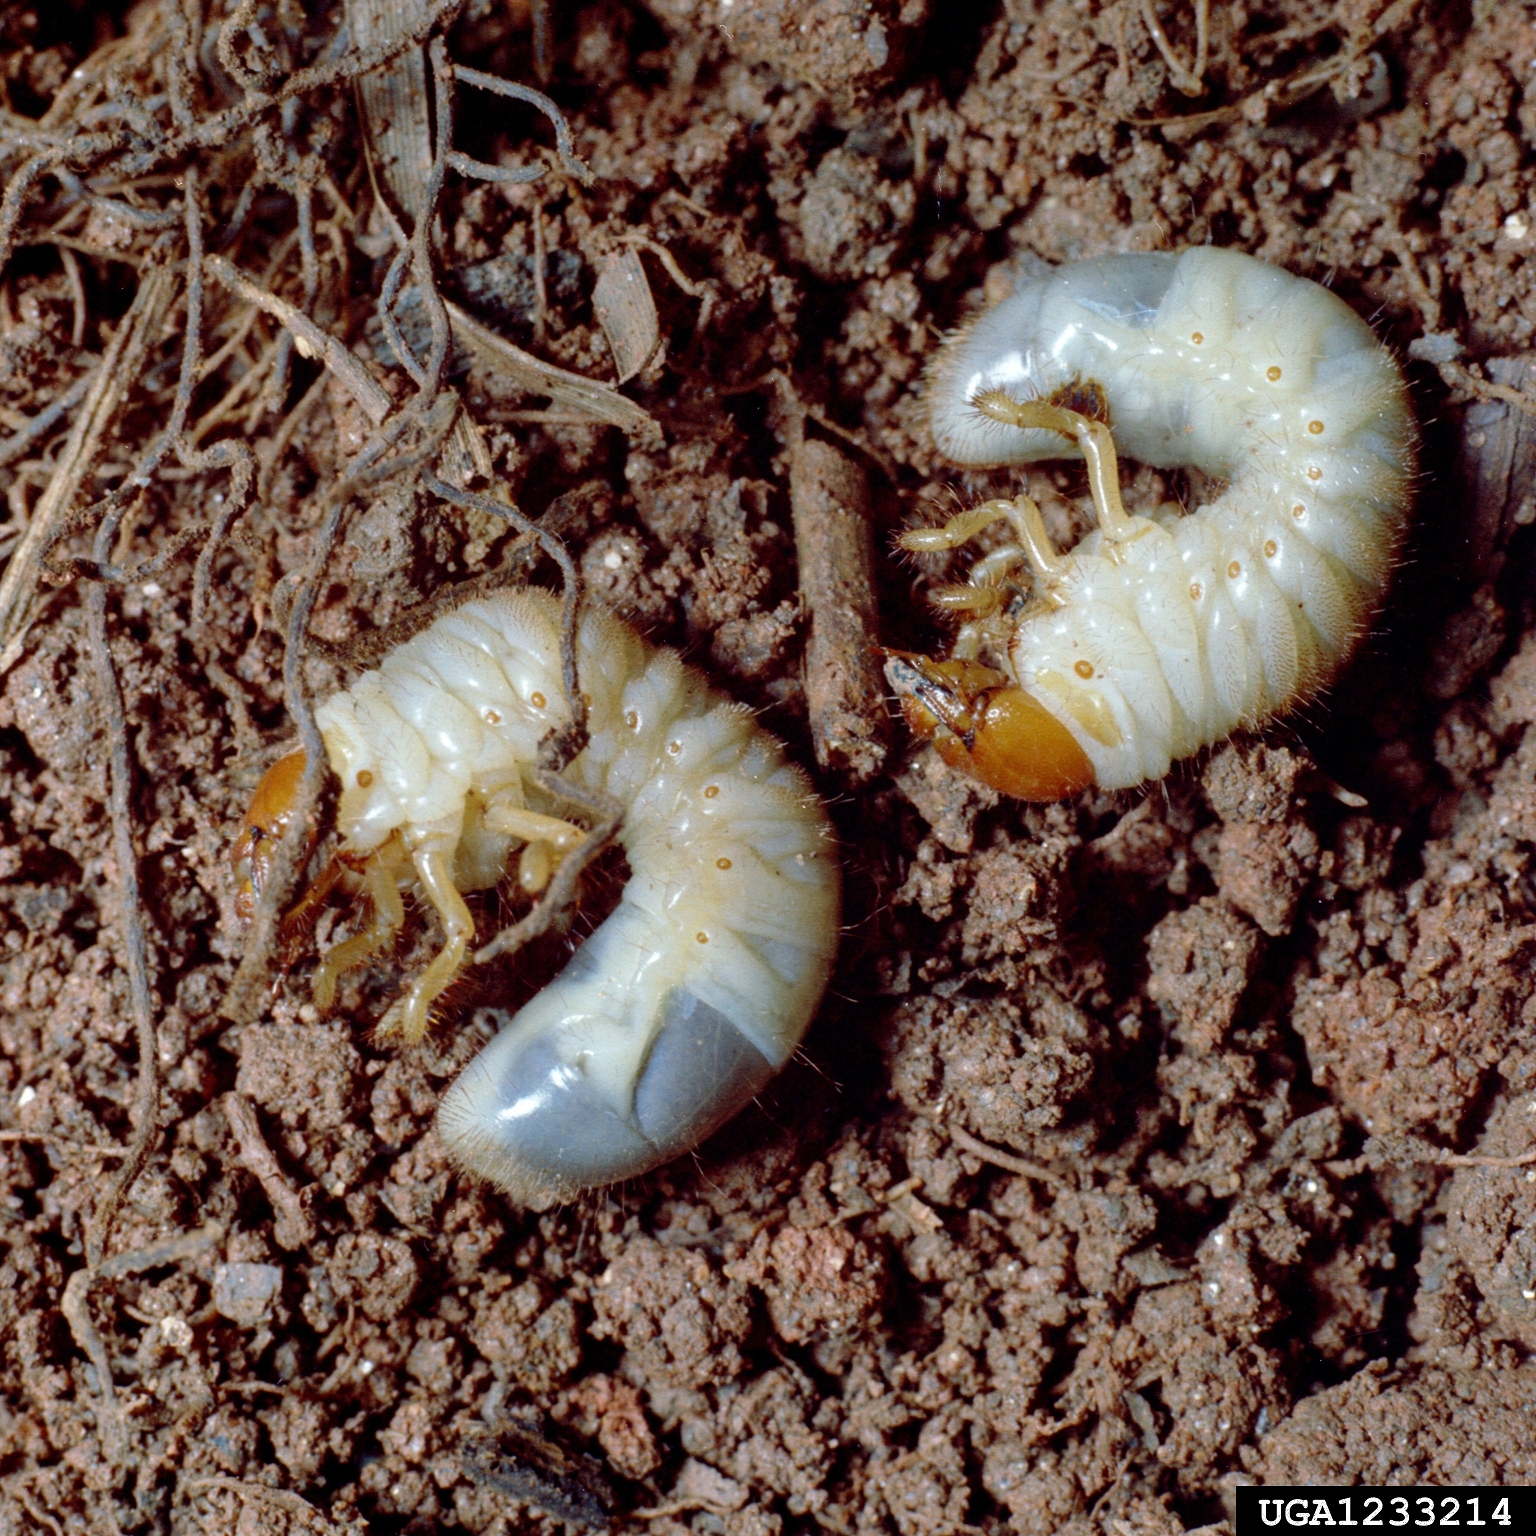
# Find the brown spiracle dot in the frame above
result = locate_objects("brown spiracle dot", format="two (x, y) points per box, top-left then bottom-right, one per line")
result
(1308, 420), (1324, 436)
(1292, 503), (1306, 520)
(696, 931), (709, 944)
(1191, 331), (1204, 345)
(1264, 540), (1278, 558)
(1307, 466), (1322, 482)
(703, 785), (720, 798)
(1189, 581), (1203, 601)
(625, 710), (639, 730)
(483, 709), (501, 726)
(357, 770), (374, 788)
(530, 691), (547, 710)
(1227, 560), (1242, 579)
(716, 857), (732, 870)
(667, 740), (682, 756)
(1074, 659), (1094, 679)
(1267, 365), (1282, 381)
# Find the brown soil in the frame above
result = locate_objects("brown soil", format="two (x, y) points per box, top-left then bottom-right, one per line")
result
(2, 1), (1536, 1533)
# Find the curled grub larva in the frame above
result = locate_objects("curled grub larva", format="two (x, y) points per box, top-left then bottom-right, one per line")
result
(888, 247), (1418, 797)
(233, 588), (840, 1205)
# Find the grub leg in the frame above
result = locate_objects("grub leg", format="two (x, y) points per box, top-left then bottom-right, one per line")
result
(377, 839), (475, 1044)
(311, 844), (407, 1010)
(482, 796), (586, 895)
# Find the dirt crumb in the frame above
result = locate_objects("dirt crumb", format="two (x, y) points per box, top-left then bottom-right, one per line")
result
(725, 1223), (888, 1342)
(1247, 1361), (1536, 1485)
(236, 1023), (362, 1133)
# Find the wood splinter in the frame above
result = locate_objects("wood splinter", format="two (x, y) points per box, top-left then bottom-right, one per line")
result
(789, 436), (891, 785)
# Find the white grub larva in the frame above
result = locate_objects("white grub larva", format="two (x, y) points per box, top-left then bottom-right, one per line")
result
(232, 588), (840, 1206)
(888, 247), (1418, 798)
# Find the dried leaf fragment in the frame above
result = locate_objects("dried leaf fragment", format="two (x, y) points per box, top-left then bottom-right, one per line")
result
(446, 300), (657, 433)
(592, 248), (661, 385)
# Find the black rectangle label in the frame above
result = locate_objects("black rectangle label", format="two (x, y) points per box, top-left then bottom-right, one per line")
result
(1235, 1487), (1536, 1534)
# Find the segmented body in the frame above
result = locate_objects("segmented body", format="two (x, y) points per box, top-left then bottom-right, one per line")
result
(909, 247), (1417, 794)
(243, 588), (840, 1206)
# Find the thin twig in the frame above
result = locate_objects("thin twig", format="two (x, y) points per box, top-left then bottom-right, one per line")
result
(185, 1477), (345, 1532)
(82, 533), (163, 1273)
(420, 472), (622, 966)
(945, 1123), (1067, 1188)
(1327, 1135), (1536, 1177)
(58, 245), (86, 347)
(0, 367), (94, 470)
(60, 1268), (126, 1464)
(450, 65), (594, 185)
(204, 253), (392, 423)
(446, 299), (657, 432)
(223, 1092), (316, 1250)
(0, 1129), (128, 1157)
(0, 265), (174, 667)
(1140, 0), (1209, 96)
(98, 1222), (222, 1280)
(472, 773), (622, 965)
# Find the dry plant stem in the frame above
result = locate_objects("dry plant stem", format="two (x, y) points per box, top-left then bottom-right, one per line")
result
(98, 1222), (222, 1280)
(944, 1123), (1067, 1188)
(1442, 360), (1536, 419)
(218, 492), (347, 1025)
(222, 1093), (317, 1250)
(164, 0), (198, 131)
(531, 0), (555, 85)
(164, 168), (257, 625)
(59, 246), (85, 347)
(1146, 0), (1420, 133)
(0, 367), (94, 470)
(204, 253), (392, 423)
(260, 181), (317, 414)
(159, 0), (467, 167)
(1141, 0), (1209, 95)
(83, 557), (162, 1274)
(449, 65), (595, 185)
(1327, 1135), (1536, 1176)
(533, 202), (549, 345)
(788, 436), (891, 783)
(0, 265), (173, 667)
(0, 1130), (127, 1157)
(205, 659), (261, 759)
(620, 232), (707, 298)
(184, 1478), (340, 1532)
(418, 475), (625, 967)
(446, 299), (657, 432)
(216, 0), (268, 97)
(412, 38), (455, 396)
(60, 1268), (126, 1465)
(619, 231), (716, 338)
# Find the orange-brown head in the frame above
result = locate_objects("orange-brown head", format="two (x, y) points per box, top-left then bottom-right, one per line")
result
(231, 751), (308, 923)
(883, 652), (1095, 801)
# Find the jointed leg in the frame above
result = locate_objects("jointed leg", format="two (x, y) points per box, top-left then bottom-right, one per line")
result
(482, 796), (586, 895)
(901, 495), (1066, 608)
(377, 839), (476, 1044)
(971, 391), (1147, 547)
(311, 843), (408, 1009)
